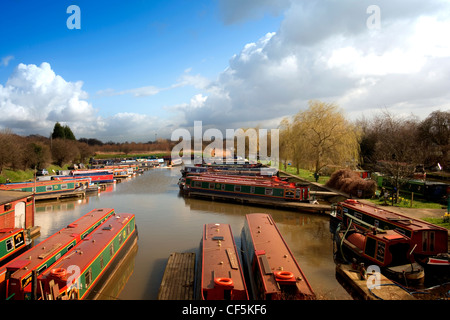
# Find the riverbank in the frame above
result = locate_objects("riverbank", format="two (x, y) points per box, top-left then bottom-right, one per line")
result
(0, 165), (68, 183)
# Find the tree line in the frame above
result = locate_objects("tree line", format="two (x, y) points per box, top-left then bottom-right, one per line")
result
(279, 100), (449, 199)
(0, 106), (448, 187)
(0, 122), (175, 174)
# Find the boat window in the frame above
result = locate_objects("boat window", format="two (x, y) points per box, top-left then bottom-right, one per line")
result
(37, 264), (47, 275)
(430, 232), (435, 252)
(376, 241), (385, 262)
(234, 185), (241, 192)
(6, 238), (13, 252)
(265, 188), (273, 196)
(61, 184), (67, 190)
(250, 186), (255, 193)
(46, 186), (53, 191)
(422, 232), (428, 252)
(221, 184), (225, 191)
(119, 232), (123, 245)
(209, 183), (214, 189)
(110, 243), (114, 256)
(100, 255), (104, 269)
(85, 269), (92, 287)
(194, 181), (202, 188)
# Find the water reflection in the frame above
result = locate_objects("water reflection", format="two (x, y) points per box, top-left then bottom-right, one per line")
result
(33, 167), (351, 300)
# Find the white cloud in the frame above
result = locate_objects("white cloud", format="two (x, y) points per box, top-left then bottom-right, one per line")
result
(0, 62), (181, 142)
(0, 62), (99, 134)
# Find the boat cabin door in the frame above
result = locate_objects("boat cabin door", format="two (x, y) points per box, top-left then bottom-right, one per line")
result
(14, 201), (26, 229)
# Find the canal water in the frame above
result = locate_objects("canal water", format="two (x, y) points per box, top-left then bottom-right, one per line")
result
(34, 168), (352, 300)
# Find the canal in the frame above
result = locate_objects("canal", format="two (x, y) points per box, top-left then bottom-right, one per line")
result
(34, 167), (352, 300)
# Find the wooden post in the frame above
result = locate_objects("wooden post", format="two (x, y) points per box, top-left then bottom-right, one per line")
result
(410, 192), (414, 208)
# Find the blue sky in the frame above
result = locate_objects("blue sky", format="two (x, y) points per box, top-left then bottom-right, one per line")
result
(1, 0), (450, 142)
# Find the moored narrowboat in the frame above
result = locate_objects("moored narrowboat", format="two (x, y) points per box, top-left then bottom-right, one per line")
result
(1, 208), (115, 300)
(37, 213), (137, 300)
(0, 179), (89, 198)
(330, 199), (449, 281)
(333, 224), (425, 284)
(65, 169), (115, 184)
(183, 174), (310, 202)
(197, 223), (248, 300)
(240, 213), (316, 300)
(181, 164), (278, 177)
(53, 169), (115, 184)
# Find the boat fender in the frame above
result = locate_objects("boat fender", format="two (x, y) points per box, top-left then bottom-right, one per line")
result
(345, 199), (358, 204)
(50, 268), (67, 278)
(274, 271), (294, 281)
(214, 277), (234, 288)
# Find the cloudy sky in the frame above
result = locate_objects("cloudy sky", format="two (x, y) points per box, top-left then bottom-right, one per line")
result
(1, 0), (449, 142)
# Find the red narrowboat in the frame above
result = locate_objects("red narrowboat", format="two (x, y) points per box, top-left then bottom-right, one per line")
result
(331, 199), (449, 281)
(240, 213), (316, 300)
(183, 174), (310, 202)
(37, 213), (137, 300)
(197, 223), (248, 300)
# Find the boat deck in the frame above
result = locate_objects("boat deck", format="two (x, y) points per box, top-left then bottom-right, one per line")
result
(199, 223), (248, 300)
(244, 213), (315, 299)
(342, 200), (445, 231)
(157, 252), (196, 300)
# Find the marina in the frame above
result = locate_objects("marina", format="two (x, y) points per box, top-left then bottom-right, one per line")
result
(32, 167), (352, 300)
(1, 165), (447, 301)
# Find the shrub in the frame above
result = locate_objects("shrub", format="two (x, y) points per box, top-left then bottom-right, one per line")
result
(326, 169), (377, 198)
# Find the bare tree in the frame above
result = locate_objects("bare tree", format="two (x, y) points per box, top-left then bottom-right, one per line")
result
(418, 110), (450, 170)
(22, 141), (51, 170)
(372, 111), (422, 202)
(51, 139), (80, 167)
(0, 129), (26, 173)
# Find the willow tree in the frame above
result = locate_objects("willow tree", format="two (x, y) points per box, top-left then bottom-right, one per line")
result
(284, 100), (360, 174)
(279, 117), (300, 172)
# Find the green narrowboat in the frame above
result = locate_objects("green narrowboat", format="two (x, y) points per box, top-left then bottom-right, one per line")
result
(37, 213), (137, 300)
(0, 178), (90, 197)
(184, 174), (310, 202)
